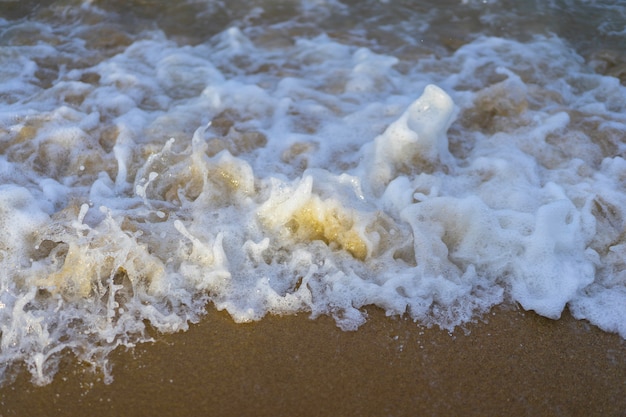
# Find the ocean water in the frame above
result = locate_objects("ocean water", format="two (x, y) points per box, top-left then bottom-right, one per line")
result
(0, 0), (625, 385)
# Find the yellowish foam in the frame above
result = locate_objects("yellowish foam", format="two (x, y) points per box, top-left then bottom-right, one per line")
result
(41, 242), (94, 298)
(287, 196), (368, 260)
(259, 183), (369, 261)
(34, 208), (167, 300)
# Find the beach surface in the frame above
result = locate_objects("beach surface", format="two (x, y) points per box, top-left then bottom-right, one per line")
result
(1, 306), (624, 417)
(1, 1), (626, 415)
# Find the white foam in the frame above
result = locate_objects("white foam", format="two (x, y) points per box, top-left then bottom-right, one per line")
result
(1, 1), (625, 385)
(360, 84), (456, 194)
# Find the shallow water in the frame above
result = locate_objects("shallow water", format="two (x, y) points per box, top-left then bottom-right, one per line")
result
(0, 0), (625, 385)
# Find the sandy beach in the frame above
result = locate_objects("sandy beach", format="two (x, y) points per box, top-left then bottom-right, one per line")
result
(1, 306), (624, 416)
(1, 2), (626, 416)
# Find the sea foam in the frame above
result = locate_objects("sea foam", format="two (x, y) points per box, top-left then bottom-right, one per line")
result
(0, 1), (625, 385)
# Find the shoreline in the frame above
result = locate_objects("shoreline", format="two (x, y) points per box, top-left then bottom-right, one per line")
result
(1, 305), (625, 416)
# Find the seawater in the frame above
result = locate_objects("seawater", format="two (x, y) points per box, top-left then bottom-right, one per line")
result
(0, 0), (625, 385)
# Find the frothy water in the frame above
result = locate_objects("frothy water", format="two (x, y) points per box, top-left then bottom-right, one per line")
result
(1, 0), (625, 385)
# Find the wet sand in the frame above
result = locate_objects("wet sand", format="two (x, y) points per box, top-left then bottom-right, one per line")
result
(1, 306), (624, 417)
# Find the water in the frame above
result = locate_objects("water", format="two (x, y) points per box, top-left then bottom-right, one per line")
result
(0, 0), (625, 385)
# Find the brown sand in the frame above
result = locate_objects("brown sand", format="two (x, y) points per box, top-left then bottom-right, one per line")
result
(0, 306), (625, 417)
